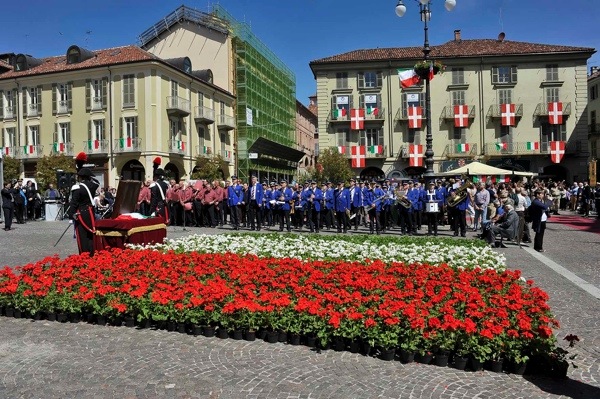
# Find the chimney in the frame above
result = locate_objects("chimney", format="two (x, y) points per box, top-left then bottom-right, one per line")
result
(591, 66), (599, 75)
(454, 29), (461, 42)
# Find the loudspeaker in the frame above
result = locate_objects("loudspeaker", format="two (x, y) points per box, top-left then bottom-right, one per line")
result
(57, 171), (75, 190)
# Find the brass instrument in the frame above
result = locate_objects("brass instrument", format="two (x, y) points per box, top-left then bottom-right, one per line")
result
(290, 199), (295, 214)
(366, 195), (388, 212)
(447, 179), (474, 208)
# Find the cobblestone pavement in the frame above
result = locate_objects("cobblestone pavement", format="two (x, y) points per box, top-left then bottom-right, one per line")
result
(0, 212), (599, 398)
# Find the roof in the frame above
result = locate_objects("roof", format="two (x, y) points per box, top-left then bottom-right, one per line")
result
(310, 39), (595, 65)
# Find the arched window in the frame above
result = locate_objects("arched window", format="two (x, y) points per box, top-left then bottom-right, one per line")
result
(15, 55), (27, 71)
(183, 57), (192, 74)
(67, 47), (80, 64)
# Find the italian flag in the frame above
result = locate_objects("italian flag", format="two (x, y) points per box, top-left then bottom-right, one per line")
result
(367, 145), (383, 154)
(333, 108), (347, 118)
(53, 142), (65, 152)
(398, 68), (420, 89)
(456, 143), (470, 153)
(495, 142), (507, 150)
(120, 137), (132, 148)
(225, 150), (232, 158)
(87, 140), (100, 150)
(526, 141), (539, 150)
(23, 145), (34, 154)
(337, 146), (346, 155)
(202, 146), (210, 154)
(367, 106), (379, 116)
(177, 140), (185, 151)
(4, 147), (11, 155)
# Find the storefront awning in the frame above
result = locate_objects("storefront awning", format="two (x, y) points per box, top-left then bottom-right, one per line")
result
(248, 137), (306, 163)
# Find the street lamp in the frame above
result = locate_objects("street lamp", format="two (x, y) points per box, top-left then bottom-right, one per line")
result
(395, 0), (456, 179)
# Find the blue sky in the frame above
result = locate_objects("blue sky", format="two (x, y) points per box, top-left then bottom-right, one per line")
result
(2, 0), (599, 105)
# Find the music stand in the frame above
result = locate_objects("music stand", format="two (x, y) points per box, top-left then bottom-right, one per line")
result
(110, 180), (141, 219)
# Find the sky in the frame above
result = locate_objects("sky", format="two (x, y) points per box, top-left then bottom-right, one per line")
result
(2, 0), (600, 105)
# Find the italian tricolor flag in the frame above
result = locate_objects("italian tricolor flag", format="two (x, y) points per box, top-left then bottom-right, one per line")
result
(333, 108), (347, 118)
(23, 145), (34, 154)
(177, 140), (185, 151)
(53, 142), (65, 152)
(4, 147), (11, 155)
(202, 146), (210, 154)
(88, 140), (100, 150)
(456, 143), (470, 153)
(120, 137), (132, 148)
(338, 146), (346, 155)
(526, 141), (539, 150)
(398, 68), (420, 89)
(367, 106), (379, 116)
(495, 142), (508, 150)
(367, 145), (383, 154)
(225, 150), (232, 158)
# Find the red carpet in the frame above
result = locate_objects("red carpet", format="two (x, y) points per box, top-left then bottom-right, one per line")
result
(548, 213), (600, 234)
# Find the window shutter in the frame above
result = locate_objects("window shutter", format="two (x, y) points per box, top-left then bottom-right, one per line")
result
(102, 78), (108, 110)
(133, 116), (138, 139)
(359, 95), (364, 109)
(22, 87), (27, 116)
(377, 94), (382, 109)
(377, 72), (383, 88)
(67, 82), (73, 111)
(331, 96), (335, 109)
(52, 84), (57, 115)
(119, 117), (123, 139)
(53, 124), (58, 143)
(0, 90), (3, 118)
(358, 72), (364, 89)
(492, 67), (498, 84)
(349, 96), (354, 109)
(37, 86), (42, 115)
(511, 66), (518, 83)
(88, 120), (92, 141)
(85, 79), (91, 111)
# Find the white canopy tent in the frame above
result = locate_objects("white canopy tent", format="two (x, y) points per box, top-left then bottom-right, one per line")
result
(438, 161), (535, 177)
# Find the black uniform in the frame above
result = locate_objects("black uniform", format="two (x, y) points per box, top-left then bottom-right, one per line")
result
(1, 184), (15, 230)
(68, 179), (99, 255)
(150, 179), (170, 224)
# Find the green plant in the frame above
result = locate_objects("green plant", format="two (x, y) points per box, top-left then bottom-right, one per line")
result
(413, 60), (445, 74)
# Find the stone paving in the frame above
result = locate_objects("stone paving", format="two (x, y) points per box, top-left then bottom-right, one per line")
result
(0, 212), (599, 398)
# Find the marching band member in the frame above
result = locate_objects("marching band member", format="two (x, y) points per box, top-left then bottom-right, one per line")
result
(348, 178), (362, 231)
(248, 175), (263, 231)
(307, 180), (323, 233)
(277, 179), (293, 232)
(396, 181), (413, 235)
(407, 181), (421, 234)
(334, 181), (350, 233)
(422, 181), (443, 236)
(227, 176), (243, 230)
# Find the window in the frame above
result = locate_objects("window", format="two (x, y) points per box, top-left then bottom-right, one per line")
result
(198, 92), (204, 107)
(546, 64), (559, 81)
(170, 118), (182, 139)
(492, 66), (517, 84)
(402, 92), (425, 116)
(591, 140), (598, 158)
(171, 80), (179, 98)
(67, 48), (80, 64)
(545, 88), (560, 103)
(591, 110), (596, 126)
(359, 94), (381, 114)
(220, 101), (226, 116)
(332, 95), (351, 114)
(452, 127), (466, 144)
(360, 128), (383, 146)
(408, 129), (421, 145)
(451, 91), (465, 105)
(56, 122), (71, 143)
(540, 122), (567, 143)
(336, 128), (350, 147)
(336, 72), (348, 89)
(4, 89), (17, 118)
(54, 83), (72, 114)
(92, 79), (102, 109)
(197, 126), (205, 149)
(220, 131), (226, 154)
(451, 68), (465, 85)
(498, 89), (512, 105)
(28, 125), (40, 145)
(3, 127), (16, 147)
(124, 117), (138, 139)
(590, 84), (598, 101)
(183, 58), (192, 74)
(91, 119), (105, 141)
(358, 71), (382, 89)
(500, 126), (514, 145)
(26, 86), (42, 116)
(123, 75), (135, 108)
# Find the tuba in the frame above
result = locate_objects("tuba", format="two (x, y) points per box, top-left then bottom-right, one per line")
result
(447, 179), (474, 207)
(394, 188), (412, 209)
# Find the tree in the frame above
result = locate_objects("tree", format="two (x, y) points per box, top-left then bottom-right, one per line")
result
(191, 155), (229, 182)
(35, 154), (76, 190)
(1, 156), (21, 183)
(305, 148), (353, 184)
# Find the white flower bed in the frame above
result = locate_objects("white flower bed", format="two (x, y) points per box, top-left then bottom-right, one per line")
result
(135, 234), (507, 272)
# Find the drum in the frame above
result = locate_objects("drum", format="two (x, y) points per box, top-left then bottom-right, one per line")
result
(426, 202), (439, 213)
(45, 203), (60, 221)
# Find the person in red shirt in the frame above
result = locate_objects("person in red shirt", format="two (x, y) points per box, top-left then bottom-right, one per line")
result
(192, 180), (204, 227)
(166, 180), (180, 226)
(213, 180), (225, 227)
(179, 181), (194, 227)
(203, 183), (219, 227)
(137, 180), (151, 216)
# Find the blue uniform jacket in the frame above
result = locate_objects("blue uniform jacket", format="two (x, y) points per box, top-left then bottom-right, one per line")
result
(334, 187), (350, 212)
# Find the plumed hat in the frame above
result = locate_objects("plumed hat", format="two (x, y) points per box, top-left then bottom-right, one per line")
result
(153, 157), (162, 171)
(75, 152), (88, 171)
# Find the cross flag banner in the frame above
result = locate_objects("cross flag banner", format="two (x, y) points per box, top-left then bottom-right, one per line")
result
(548, 102), (563, 125)
(337, 146), (346, 155)
(550, 140), (566, 164)
(500, 103), (516, 126)
(407, 106), (423, 129)
(408, 144), (424, 167)
(351, 145), (366, 168)
(350, 108), (365, 130)
(454, 105), (469, 127)
(333, 107), (347, 119)
(367, 145), (383, 154)
(456, 143), (470, 153)
(526, 141), (539, 151)
(398, 68), (420, 89)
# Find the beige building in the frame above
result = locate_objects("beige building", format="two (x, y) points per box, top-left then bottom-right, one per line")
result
(588, 66), (600, 182)
(295, 100), (317, 176)
(310, 31), (595, 182)
(0, 45), (235, 188)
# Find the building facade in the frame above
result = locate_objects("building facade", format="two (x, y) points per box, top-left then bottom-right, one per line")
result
(295, 100), (318, 177)
(0, 45), (235, 188)
(310, 31), (595, 182)
(139, 5), (305, 183)
(588, 66), (600, 183)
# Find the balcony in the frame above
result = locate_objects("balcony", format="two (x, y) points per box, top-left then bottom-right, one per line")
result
(51, 142), (74, 156)
(168, 139), (186, 155)
(57, 100), (69, 115)
(327, 109), (350, 123)
(533, 102), (571, 118)
(4, 106), (15, 119)
(83, 139), (110, 155)
(221, 149), (234, 163)
(486, 104), (523, 120)
(336, 145), (387, 159)
(166, 96), (191, 116)
(394, 107), (429, 123)
(365, 107), (385, 122)
(16, 144), (43, 159)
(113, 137), (142, 153)
(484, 141), (552, 156)
(440, 105), (475, 123)
(443, 143), (478, 158)
(196, 145), (213, 156)
(3, 147), (15, 158)
(27, 104), (40, 117)
(194, 106), (215, 124)
(217, 114), (236, 130)
(91, 97), (104, 111)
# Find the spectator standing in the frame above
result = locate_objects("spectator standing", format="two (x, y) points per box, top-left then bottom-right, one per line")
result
(530, 189), (549, 252)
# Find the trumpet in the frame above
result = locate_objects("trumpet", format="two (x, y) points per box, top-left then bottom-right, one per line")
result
(366, 195), (389, 212)
(290, 199), (295, 214)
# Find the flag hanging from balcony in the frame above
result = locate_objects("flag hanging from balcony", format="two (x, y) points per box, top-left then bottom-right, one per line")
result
(526, 141), (539, 151)
(337, 146), (346, 155)
(4, 147), (11, 155)
(398, 68), (420, 89)
(53, 142), (65, 152)
(350, 145), (365, 168)
(500, 103), (516, 126)
(550, 140), (566, 164)
(119, 137), (132, 149)
(454, 105), (470, 127)
(548, 102), (563, 125)
(202, 146), (211, 154)
(350, 108), (365, 130)
(333, 107), (347, 119)
(366, 106), (379, 116)
(456, 143), (470, 153)
(177, 140), (185, 151)
(407, 106), (423, 129)
(495, 142), (508, 150)
(367, 145), (383, 155)
(87, 140), (100, 150)
(408, 144), (423, 167)
(23, 145), (34, 154)
(225, 150), (232, 159)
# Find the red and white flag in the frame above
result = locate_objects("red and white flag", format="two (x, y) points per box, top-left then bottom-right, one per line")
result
(454, 105), (469, 127)
(548, 102), (563, 125)
(337, 146), (346, 155)
(408, 106), (422, 129)
(398, 68), (420, 89)
(350, 108), (365, 130)
(351, 145), (366, 168)
(408, 144), (423, 167)
(550, 141), (566, 164)
(501, 103), (515, 126)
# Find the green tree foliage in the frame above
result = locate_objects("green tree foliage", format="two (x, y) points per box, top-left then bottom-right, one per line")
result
(191, 155), (229, 181)
(1, 156), (21, 182)
(305, 148), (353, 184)
(35, 154), (76, 190)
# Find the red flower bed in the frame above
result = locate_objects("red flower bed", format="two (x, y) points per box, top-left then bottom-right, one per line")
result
(0, 248), (558, 364)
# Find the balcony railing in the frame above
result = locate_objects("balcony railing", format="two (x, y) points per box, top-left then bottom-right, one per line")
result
(166, 96), (191, 116)
(443, 143), (478, 158)
(440, 105), (476, 121)
(91, 97), (104, 111)
(113, 137), (142, 153)
(16, 144), (43, 159)
(327, 109), (350, 123)
(194, 106), (215, 124)
(533, 102), (571, 117)
(83, 139), (110, 155)
(196, 145), (213, 156)
(484, 141), (550, 156)
(365, 107), (385, 121)
(57, 100), (69, 115)
(486, 104), (523, 120)
(3, 147), (15, 158)
(4, 106), (15, 119)
(394, 107), (429, 122)
(51, 142), (74, 156)
(27, 104), (40, 117)
(221, 149), (234, 163)
(168, 139), (186, 155)
(336, 145), (387, 159)
(217, 114), (235, 130)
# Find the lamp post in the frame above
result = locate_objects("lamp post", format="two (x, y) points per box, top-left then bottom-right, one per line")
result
(395, 0), (456, 179)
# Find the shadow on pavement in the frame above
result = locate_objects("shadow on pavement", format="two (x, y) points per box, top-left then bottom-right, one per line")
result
(525, 375), (600, 399)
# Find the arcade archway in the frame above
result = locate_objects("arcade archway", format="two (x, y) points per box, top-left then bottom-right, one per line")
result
(542, 164), (568, 182)
(359, 166), (384, 181)
(164, 162), (181, 182)
(121, 160), (145, 182)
